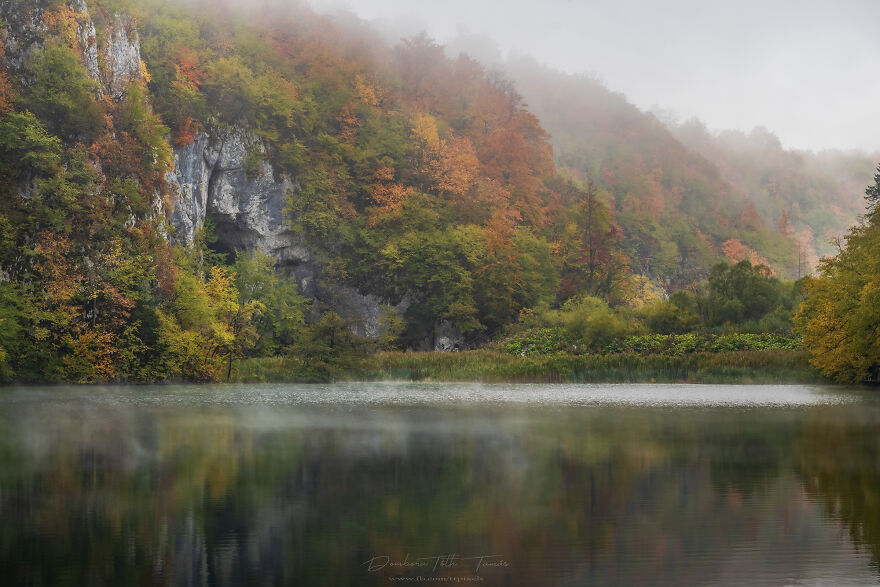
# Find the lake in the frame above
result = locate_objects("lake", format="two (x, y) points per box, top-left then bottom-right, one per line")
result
(1, 382), (879, 586)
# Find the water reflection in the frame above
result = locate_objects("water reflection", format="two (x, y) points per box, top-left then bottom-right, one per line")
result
(0, 384), (878, 585)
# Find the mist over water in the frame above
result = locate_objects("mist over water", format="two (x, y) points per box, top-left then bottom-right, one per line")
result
(1, 383), (879, 585)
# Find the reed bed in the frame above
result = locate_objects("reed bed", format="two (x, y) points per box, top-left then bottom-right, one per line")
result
(232, 349), (823, 384)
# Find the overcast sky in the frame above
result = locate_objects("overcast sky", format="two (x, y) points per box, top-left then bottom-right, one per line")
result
(306, 0), (880, 152)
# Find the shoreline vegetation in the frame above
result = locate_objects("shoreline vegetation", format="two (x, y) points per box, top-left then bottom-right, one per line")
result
(232, 348), (824, 385)
(232, 332), (827, 385)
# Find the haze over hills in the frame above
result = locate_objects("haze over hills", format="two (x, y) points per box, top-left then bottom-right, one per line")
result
(667, 119), (877, 263)
(316, 0), (880, 153)
(0, 0), (877, 382)
(315, 0), (880, 276)
(503, 57), (878, 279)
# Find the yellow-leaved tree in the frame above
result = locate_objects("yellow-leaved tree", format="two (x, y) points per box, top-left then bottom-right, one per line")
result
(794, 165), (880, 383)
(158, 265), (263, 382)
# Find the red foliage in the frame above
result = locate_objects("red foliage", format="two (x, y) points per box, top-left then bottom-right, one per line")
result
(368, 166), (411, 223)
(336, 103), (360, 142)
(722, 238), (771, 270)
(601, 167), (618, 187)
(174, 46), (203, 88)
(739, 201), (761, 228)
(173, 117), (197, 148)
(0, 70), (13, 115)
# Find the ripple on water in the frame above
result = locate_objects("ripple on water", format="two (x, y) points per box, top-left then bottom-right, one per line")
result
(0, 381), (858, 409)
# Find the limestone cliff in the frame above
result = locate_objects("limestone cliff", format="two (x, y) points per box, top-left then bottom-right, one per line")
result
(0, 1), (139, 99)
(164, 125), (421, 341)
(102, 14), (141, 99)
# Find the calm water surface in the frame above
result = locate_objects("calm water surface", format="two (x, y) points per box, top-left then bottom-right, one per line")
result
(1, 382), (879, 586)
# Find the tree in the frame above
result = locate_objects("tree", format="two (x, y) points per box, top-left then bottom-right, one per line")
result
(232, 251), (308, 355)
(794, 168), (880, 382)
(865, 164), (880, 216)
(158, 264), (262, 381)
(0, 111), (62, 181)
(705, 261), (784, 326)
(640, 293), (700, 334)
(544, 295), (635, 350)
(547, 177), (626, 302)
(25, 45), (104, 140)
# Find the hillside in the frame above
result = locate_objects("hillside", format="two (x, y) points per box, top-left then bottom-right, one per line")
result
(507, 57), (876, 281)
(668, 119), (877, 265)
(0, 0), (873, 383)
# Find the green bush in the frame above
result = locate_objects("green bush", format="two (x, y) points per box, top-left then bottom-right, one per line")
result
(26, 45), (104, 140)
(502, 327), (569, 356)
(605, 333), (802, 356)
(640, 298), (700, 334)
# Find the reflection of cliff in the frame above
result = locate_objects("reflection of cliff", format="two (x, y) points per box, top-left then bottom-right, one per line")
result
(794, 405), (880, 570)
(0, 393), (878, 585)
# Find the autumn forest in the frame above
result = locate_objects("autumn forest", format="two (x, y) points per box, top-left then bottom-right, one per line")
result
(0, 0), (878, 385)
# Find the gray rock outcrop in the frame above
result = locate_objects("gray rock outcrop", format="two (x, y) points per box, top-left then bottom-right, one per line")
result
(70, 1), (100, 84)
(166, 126), (408, 340)
(103, 15), (141, 99)
(0, 1), (48, 71)
(0, 1), (131, 100)
(424, 321), (464, 352)
(166, 128), (306, 263)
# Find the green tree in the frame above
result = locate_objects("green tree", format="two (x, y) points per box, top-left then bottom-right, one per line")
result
(794, 170), (880, 382)
(25, 45), (104, 140)
(544, 296), (636, 350)
(0, 284), (20, 382)
(547, 177), (625, 302)
(865, 164), (880, 216)
(640, 293), (700, 334)
(232, 250), (308, 355)
(0, 111), (62, 181)
(289, 311), (366, 379)
(705, 261), (787, 327)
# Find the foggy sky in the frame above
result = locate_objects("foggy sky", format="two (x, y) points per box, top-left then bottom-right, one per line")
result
(307, 0), (880, 153)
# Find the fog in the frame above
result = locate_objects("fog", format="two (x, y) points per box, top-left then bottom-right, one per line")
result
(306, 0), (880, 153)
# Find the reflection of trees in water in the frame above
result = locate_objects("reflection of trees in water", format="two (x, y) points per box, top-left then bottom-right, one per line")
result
(1, 401), (879, 585)
(794, 406), (880, 571)
(704, 414), (789, 495)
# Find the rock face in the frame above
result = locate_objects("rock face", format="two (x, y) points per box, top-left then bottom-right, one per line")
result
(102, 15), (141, 99)
(70, 0), (100, 83)
(0, 0), (49, 71)
(164, 128), (464, 346)
(432, 321), (464, 352)
(0, 1), (134, 100)
(166, 127), (416, 341)
(166, 128), (306, 264)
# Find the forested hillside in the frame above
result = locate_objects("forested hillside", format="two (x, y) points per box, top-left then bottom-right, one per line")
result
(0, 0), (874, 383)
(507, 58), (876, 282)
(669, 120), (877, 266)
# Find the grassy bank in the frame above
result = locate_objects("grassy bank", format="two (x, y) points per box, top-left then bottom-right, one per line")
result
(232, 349), (824, 384)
